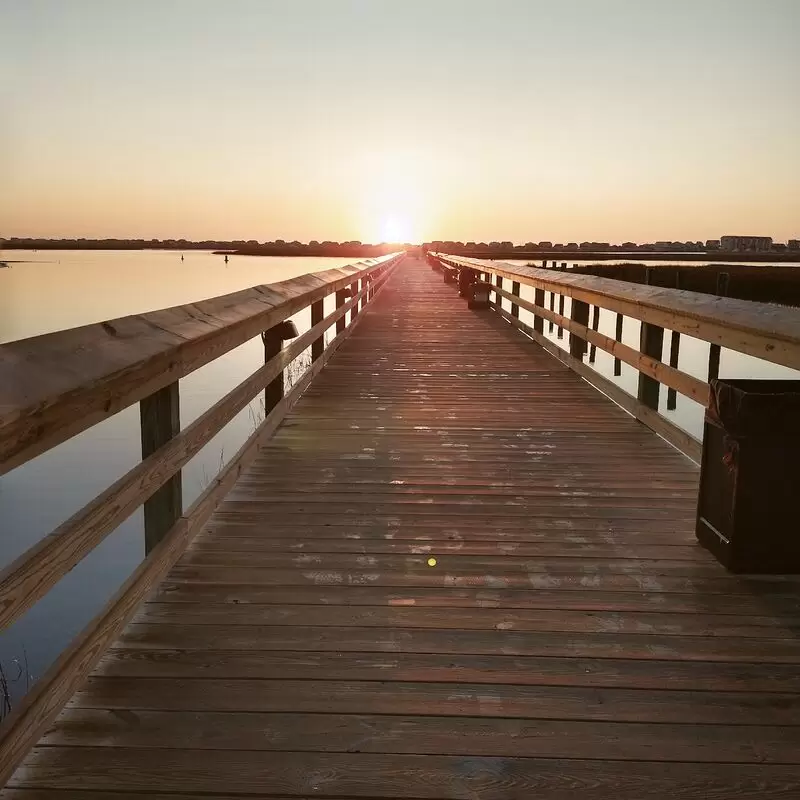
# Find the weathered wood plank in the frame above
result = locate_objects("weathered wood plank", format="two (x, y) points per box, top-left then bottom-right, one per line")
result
(96, 648), (800, 692)
(116, 623), (800, 663)
(40, 709), (800, 763)
(10, 749), (800, 798)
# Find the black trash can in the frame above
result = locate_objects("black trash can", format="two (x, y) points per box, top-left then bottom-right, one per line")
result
(696, 379), (800, 573)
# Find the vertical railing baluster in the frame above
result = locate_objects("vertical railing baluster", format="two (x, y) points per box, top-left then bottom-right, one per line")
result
(613, 313), (623, 376)
(511, 281), (520, 318)
(533, 286), (545, 334)
(569, 297), (590, 359)
(707, 272), (730, 383)
(637, 269), (665, 410)
(140, 382), (182, 554)
(588, 305), (600, 363)
(311, 299), (324, 361)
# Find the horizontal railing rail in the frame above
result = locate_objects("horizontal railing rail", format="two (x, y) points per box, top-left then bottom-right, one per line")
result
(0, 251), (403, 783)
(432, 253), (800, 462)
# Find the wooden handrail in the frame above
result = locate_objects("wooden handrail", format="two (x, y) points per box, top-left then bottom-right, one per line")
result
(0, 254), (402, 784)
(0, 256), (398, 474)
(437, 255), (800, 370)
(432, 252), (799, 462)
(0, 278), (374, 630)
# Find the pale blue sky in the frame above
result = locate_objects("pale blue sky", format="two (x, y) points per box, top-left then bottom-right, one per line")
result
(2, 0), (798, 242)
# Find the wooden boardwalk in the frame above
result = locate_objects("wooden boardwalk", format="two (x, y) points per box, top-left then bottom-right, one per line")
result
(8, 256), (800, 798)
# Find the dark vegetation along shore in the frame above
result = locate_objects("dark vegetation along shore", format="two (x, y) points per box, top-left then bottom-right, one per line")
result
(4, 238), (800, 262)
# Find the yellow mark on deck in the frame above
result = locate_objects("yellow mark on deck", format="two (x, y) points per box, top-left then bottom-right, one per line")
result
(427, 557), (437, 567)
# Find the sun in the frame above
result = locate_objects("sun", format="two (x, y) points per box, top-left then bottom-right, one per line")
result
(380, 214), (412, 243)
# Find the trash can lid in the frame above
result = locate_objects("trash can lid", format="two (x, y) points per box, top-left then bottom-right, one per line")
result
(708, 379), (800, 437)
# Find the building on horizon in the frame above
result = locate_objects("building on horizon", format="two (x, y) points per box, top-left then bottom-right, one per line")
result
(720, 235), (773, 252)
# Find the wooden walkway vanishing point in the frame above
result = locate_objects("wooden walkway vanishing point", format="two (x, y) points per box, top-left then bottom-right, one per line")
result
(6, 256), (800, 798)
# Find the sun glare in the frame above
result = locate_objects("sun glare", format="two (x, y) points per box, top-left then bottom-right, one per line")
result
(380, 214), (412, 243)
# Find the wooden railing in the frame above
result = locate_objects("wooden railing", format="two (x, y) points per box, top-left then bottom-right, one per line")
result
(433, 253), (800, 462)
(0, 251), (403, 782)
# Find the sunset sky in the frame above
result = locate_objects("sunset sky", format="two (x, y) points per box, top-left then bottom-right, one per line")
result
(3, 0), (798, 243)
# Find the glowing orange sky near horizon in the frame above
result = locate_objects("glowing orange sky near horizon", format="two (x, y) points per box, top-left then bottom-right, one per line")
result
(3, 1), (799, 244)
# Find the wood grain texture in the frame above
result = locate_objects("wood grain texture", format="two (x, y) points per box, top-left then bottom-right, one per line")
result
(6, 256), (800, 798)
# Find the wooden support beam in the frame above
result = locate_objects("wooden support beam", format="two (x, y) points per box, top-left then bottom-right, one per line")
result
(335, 288), (349, 335)
(667, 329), (681, 410)
(707, 272), (730, 383)
(569, 299), (591, 359)
(511, 281), (521, 318)
(262, 320), (298, 415)
(140, 383), (182, 554)
(350, 280), (359, 321)
(589, 305), (600, 363)
(533, 287), (545, 334)
(638, 269), (665, 411)
(311, 299), (324, 361)
(557, 294), (565, 339)
(614, 313), (624, 376)
(548, 291), (555, 333)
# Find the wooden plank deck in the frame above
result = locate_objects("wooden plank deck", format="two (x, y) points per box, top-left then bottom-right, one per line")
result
(7, 256), (800, 798)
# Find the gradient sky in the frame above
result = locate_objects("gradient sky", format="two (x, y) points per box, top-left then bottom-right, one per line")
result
(2, 0), (798, 243)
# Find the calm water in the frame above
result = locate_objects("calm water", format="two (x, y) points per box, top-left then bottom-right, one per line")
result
(0, 249), (797, 701)
(0, 250), (362, 700)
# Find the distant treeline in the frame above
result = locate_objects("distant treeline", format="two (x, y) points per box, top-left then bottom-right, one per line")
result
(1, 238), (414, 258)
(4, 238), (798, 262)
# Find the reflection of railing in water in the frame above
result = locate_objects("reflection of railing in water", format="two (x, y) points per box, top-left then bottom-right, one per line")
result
(431, 253), (800, 463)
(0, 251), (403, 782)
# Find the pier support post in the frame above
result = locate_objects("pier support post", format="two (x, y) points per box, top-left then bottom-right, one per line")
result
(335, 288), (350, 335)
(350, 280), (360, 321)
(262, 320), (298, 415)
(707, 272), (730, 383)
(311, 299), (325, 361)
(613, 313), (624, 376)
(637, 269), (664, 410)
(533, 287), (545, 334)
(588, 305), (600, 363)
(140, 382), (182, 554)
(511, 281), (521, 318)
(569, 298), (590, 359)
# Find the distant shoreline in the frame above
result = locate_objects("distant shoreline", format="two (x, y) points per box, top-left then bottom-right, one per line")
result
(3, 241), (799, 264)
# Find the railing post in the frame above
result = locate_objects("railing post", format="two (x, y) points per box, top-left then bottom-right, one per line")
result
(667, 272), (682, 410)
(613, 313), (624, 376)
(350, 279), (359, 321)
(548, 291), (555, 332)
(533, 287), (545, 334)
(495, 275), (503, 309)
(262, 320), (297, 415)
(637, 269), (665, 409)
(569, 297), (590, 359)
(335, 288), (349, 334)
(311, 298), (324, 361)
(707, 272), (730, 382)
(511, 281), (521, 318)
(557, 293), (565, 338)
(140, 382), (182, 554)
(588, 305), (600, 363)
